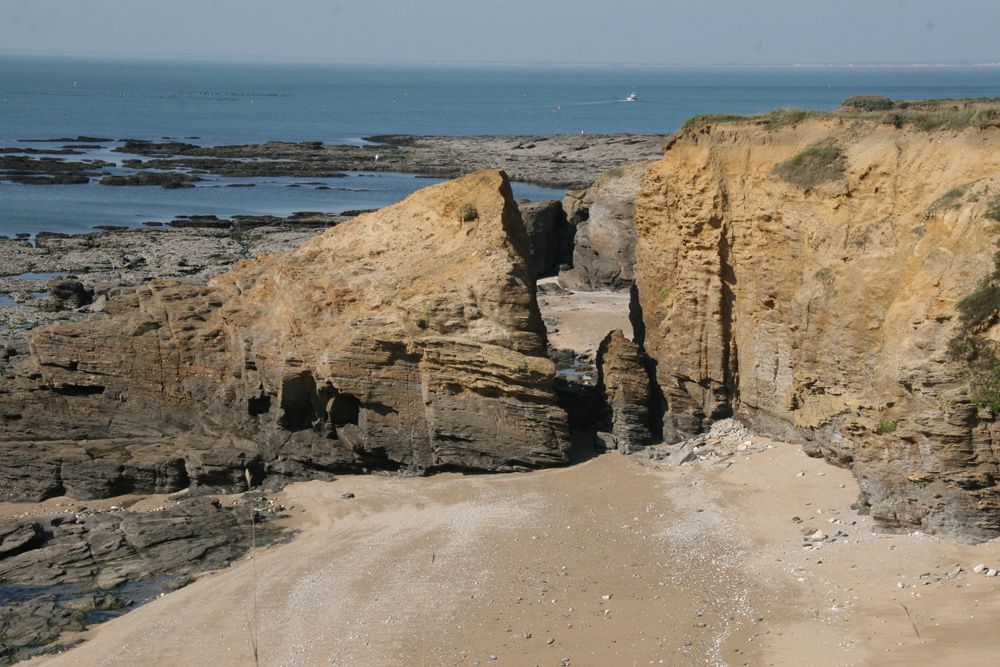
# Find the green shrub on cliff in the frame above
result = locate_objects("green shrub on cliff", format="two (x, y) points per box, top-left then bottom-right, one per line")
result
(986, 194), (1000, 222)
(876, 419), (898, 434)
(973, 108), (1000, 129)
(925, 184), (971, 216)
(842, 95), (895, 112)
(457, 203), (478, 222)
(773, 143), (847, 190)
(948, 243), (1000, 413)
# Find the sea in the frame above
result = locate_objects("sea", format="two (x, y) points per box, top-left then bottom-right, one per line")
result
(2, 55), (1000, 235)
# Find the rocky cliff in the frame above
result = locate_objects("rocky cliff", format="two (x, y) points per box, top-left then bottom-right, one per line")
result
(0, 170), (570, 500)
(634, 103), (1000, 540)
(560, 161), (652, 291)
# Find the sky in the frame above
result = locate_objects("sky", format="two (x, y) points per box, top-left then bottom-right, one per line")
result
(1, 0), (998, 65)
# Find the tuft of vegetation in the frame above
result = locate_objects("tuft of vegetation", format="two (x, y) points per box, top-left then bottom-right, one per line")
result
(842, 95), (895, 112)
(957, 284), (1000, 328)
(973, 108), (1000, 129)
(457, 203), (478, 222)
(772, 142), (847, 190)
(986, 194), (1000, 223)
(909, 110), (978, 133)
(658, 286), (673, 301)
(948, 243), (1000, 413)
(925, 184), (971, 216)
(876, 419), (898, 434)
(759, 108), (815, 129)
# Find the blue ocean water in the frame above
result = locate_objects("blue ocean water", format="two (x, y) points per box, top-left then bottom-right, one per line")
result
(2, 56), (999, 235)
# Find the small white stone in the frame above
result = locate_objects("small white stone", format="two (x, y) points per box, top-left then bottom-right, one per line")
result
(974, 564), (986, 574)
(988, 569), (998, 577)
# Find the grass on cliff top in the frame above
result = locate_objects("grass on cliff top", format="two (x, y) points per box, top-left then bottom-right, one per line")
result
(772, 142), (847, 190)
(681, 109), (820, 131)
(680, 97), (1000, 133)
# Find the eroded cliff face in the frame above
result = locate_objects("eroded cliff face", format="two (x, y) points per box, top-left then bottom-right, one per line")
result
(0, 170), (570, 500)
(634, 114), (1000, 540)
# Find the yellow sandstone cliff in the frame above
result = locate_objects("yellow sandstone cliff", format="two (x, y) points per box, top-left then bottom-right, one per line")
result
(635, 103), (1000, 540)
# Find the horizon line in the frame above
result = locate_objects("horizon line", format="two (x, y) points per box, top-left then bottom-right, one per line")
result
(2, 51), (1000, 69)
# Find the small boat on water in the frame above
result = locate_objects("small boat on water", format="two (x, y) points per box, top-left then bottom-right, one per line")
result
(626, 91), (638, 102)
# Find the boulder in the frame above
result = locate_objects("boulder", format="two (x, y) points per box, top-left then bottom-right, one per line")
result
(46, 279), (93, 310)
(559, 162), (653, 291)
(0, 170), (570, 501)
(596, 330), (652, 453)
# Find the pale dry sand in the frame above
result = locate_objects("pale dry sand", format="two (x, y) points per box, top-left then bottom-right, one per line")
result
(536, 278), (632, 355)
(31, 441), (1000, 667)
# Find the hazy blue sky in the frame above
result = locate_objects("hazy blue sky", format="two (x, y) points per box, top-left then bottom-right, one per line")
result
(2, 0), (998, 65)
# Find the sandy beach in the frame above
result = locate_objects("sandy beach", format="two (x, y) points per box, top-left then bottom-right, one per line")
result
(29, 438), (1000, 667)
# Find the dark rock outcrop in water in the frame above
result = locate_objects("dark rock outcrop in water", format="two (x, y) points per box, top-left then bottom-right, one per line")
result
(110, 134), (668, 189)
(0, 156), (111, 185)
(0, 170), (570, 502)
(633, 101), (1000, 540)
(559, 162), (652, 291)
(596, 330), (652, 453)
(99, 172), (202, 189)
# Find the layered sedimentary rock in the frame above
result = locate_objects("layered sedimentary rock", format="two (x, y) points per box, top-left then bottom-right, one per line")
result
(596, 330), (652, 453)
(0, 170), (570, 500)
(560, 161), (653, 291)
(634, 106), (1000, 540)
